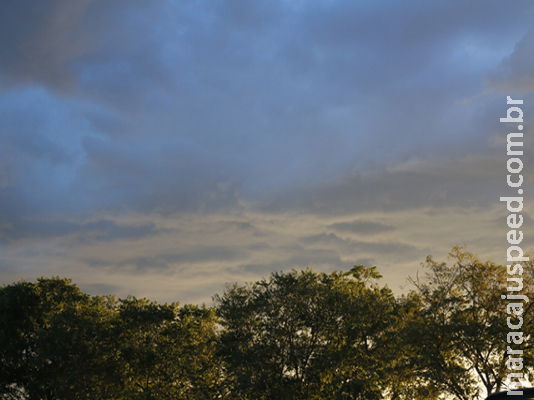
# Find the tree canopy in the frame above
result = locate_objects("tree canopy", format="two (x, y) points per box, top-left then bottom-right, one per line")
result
(0, 247), (531, 400)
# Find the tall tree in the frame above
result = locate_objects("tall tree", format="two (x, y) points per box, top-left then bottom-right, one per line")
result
(0, 277), (95, 400)
(406, 246), (534, 400)
(117, 297), (223, 400)
(214, 266), (397, 400)
(39, 294), (122, 399)
(0, 278), (223, 400)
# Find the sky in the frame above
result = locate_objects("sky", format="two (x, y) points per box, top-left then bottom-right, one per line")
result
(1, 0), (534, 305)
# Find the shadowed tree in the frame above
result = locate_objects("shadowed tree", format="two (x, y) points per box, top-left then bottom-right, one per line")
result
(117, 297), (223, 400)
(0, 277), (100, 399)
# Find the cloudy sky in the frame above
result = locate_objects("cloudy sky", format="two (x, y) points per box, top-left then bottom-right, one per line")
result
(1, 0), (533, 305)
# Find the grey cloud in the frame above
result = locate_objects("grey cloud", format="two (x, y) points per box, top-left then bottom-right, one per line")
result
(0, 0), (172, 95)
(214, 0), (284, 32)
(3, 0), (530, 98)
(0, 88), (95, 227)
(85, 246), (243, 273)
(117, 257), (170, 272)
(300, 233), (416, 257)
(305, 0), (532, 53)
(350, 240), (418, 257)
(0, 186), (28, 229)
(90, 220), (164, 241)
(301, 232), (350, 246)
(1, 0), (531, 224)
(235, 249), (350, 277)
(0, 0), (94, 90)
(258, 155), (520, 215)
(292, 0), (532, 102)
(162, 247), (243, 264)
(485, 28), (534, 92)
(246, 242), (272, 252)
(328, 220), (395, 235)
(1, 128), (71, 166)
(2, 219), (162, 242)
(0, 260), (17, 275)
(1, 0), (533, 304)
(219, 221), (256, 231)
(0, 89), (78, 167)
(212, 221), (266, 237)
(86, 256), (171, 273)
(78, 135), (242, 214)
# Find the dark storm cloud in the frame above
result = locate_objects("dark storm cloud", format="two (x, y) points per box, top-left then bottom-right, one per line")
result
(0, 0), (94, 90)
(0, 0), (532, 228)
(3, 0), (530, 96)
(1, 0), (534, 302)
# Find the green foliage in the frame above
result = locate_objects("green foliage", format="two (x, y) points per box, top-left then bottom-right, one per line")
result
(0, 247), (531, 400)
(0, 278), (222, 400)
(117, 298), (223, 399)
(405, 246), (534, 400)
(214, 267), (396, 400)
(0, 277), (92, 399)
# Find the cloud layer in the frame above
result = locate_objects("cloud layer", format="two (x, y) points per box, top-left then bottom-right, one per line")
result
(1, 0), (533, 303)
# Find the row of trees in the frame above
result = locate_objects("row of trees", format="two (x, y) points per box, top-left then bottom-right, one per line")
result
(1, 246), (533, 400)
(0, 280), (222, 399)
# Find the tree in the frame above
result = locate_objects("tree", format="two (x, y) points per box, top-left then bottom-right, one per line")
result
(384, 292), (443, 400)
(117, 297), (223, 400)
(4, 247), (529, 400)
(0, 278), (223, 400)
(0, 277), (93, 400)
(405, 246), (534, 400)
(39, 294), (122, 399)
(214, 266), (397, 400)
